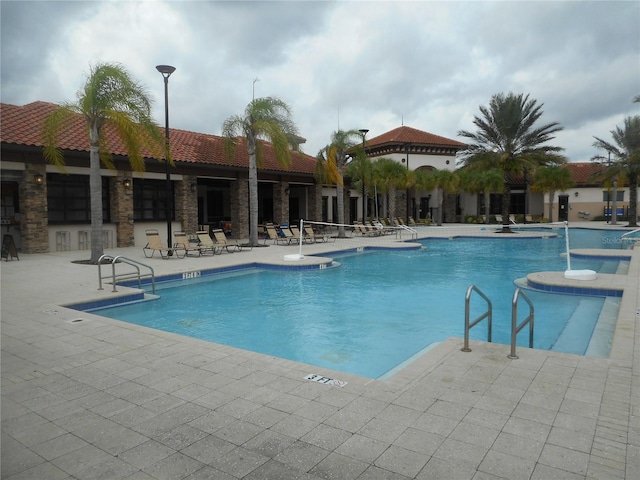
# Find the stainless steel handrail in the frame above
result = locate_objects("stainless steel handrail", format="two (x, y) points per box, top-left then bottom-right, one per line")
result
(462, 285), (492, 352)
(395, 224), (418, 239)
(508, 288), (534, 359)
(98, 254), (156, 294)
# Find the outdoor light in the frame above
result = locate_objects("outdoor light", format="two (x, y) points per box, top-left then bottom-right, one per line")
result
(156, 64), (176, 250)
(123, 178), (132, 189)
(575, 191), (579, 197)
(285, 187), (290, 196)
(34, 174), (44, 185)
(190, 183), (197, 193)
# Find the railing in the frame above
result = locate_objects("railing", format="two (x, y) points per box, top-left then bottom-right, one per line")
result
(508, 288), (534, 359)
(395, 224), (418, 239)
(98, 254), (155, 294)
(461, 285), (492, 352)
(620, 227), (640, 249)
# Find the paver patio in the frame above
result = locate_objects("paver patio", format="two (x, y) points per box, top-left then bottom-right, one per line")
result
(2, 224), (638, 479)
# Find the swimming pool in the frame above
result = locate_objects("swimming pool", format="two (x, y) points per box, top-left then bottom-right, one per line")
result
(93, 228), (625, 379)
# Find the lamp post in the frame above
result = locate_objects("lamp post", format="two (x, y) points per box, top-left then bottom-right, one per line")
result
(359, 129), (369, 222)
(156, 64), (176, 250)
(404, 142), (411, 223)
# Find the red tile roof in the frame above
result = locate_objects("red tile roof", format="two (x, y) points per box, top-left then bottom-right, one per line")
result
(0, 101), (317, 175)
(562, 162), (605, 185)
(366, 125), (466, 148)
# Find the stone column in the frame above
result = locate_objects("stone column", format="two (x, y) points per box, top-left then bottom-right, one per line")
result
(273, 182), (289, 225)
(19, 165), (49, 253)
(111, 174), (134, 247)
(176, 175), (198, 234)
(230, 179), (249, 239)
(308, 183), (322, 222)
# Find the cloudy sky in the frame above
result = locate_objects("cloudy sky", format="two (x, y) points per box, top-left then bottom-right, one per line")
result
(2, 0), (638, 163)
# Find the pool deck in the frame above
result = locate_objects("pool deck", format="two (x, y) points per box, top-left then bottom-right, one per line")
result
(2, 222), (638, 479)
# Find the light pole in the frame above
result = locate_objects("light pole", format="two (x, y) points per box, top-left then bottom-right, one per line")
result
(359, 129), (369, 222)
(156, 64), (176, 249)
(404, 142), (411, 223)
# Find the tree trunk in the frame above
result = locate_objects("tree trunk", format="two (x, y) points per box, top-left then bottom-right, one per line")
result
(501, 173), (512, 233)
(336, 181), (346, 238)
(388, 186), (396, 221)
(611, 177), (618, 226)
(484, 189), (490, 220)
(89, 124), (104, 263)
(247, 136), (259, 245)
(627, 174), (637, 227)
(548, 190), (555, 222)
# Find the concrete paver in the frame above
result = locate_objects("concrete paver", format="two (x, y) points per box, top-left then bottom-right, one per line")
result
(2, 223), (638, 479)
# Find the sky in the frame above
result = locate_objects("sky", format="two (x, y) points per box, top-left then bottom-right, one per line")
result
(2, 0), (639, 163)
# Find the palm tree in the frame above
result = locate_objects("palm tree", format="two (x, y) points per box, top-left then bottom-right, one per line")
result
(593, 115), (640, 227)
(371, 158), (408, 221)
(222, 97), (300, 245)
(346, 152), (374, 221)
(458, 92), (565, 232)
(530, 165), (575, 222)
(42, 62), (162, 263)
(431, 169), (459, 225)
(458, 167), (503, 222)
(316, 130), (363, 237)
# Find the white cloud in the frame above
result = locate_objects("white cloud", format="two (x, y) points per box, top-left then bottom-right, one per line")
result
(1, 0), (638, 162)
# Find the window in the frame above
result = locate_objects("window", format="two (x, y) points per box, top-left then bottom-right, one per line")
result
(133, 178), (174, 221)
(47, 174), (110, 224)
(603, 191), (624, 202)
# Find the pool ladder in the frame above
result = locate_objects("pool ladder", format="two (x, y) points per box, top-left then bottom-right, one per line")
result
(462, 285), (534, 359)
(98, 254), (156, 294)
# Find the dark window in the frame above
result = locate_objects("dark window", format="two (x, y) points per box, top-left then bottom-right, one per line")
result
(133, 178), (174, 221)
(47, 174), (109, 224)
(603, 191), (624, 202)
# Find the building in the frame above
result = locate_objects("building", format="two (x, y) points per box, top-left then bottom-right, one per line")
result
(1, 101), (320, 253)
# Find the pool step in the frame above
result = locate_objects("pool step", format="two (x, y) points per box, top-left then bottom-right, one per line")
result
(585, 297), (620, 358)
(551, 299), (599, 355)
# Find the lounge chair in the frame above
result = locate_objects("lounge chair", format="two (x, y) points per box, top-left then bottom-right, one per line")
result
(265, 225), (291, 245)
(304, 225), (327, 243)
(196, 231), (223, 255)
(280, 227), (300, 245)
(143, 229), (185, 259)
(287, 226), (309, 245)
(354, 222), (379, 237)
(212, 229), (252, 252)
(173, 231), (211, 257)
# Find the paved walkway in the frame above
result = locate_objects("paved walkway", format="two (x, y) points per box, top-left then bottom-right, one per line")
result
(2, 223), (638, 479)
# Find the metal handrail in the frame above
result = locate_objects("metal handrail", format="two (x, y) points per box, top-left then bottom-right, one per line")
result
(620, 227), (640, 238)
(98, 254), (156, 294)
(461, 285), (492, 352)
(395, 224), (418, 239)
(620, 228), (640, 248)
(508, 288), (534, 359)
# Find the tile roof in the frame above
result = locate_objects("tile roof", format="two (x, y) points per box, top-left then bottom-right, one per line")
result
(563, 162), (605, 185)
(366, 125), (466, 148)
(0, 101), (317, 175)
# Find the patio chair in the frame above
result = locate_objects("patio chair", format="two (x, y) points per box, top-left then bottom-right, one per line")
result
(212, 229), (252, 252)
(304, 225), (327, 243)
(196, 231), (223, 255)
(174, 231), (211, 257)
(266, 224), (293, 245)
(143, 229), (185, 259)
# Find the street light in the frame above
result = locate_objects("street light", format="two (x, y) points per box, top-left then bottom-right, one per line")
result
(156, 64), (176, 250)
(404, 142), (411, 223)
(359, 129), (369, 222)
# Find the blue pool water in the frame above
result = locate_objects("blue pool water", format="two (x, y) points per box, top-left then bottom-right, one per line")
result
(94, 228), (626, 378)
